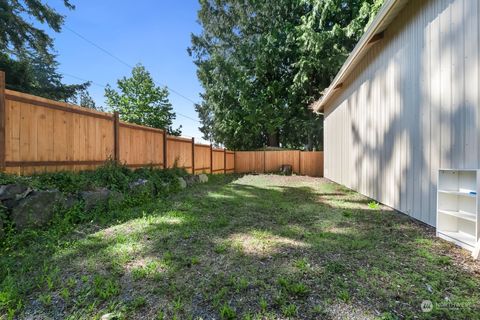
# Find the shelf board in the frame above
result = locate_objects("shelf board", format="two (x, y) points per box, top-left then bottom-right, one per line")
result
(438, 190), (477, 198)
(438, 230), (476, 249)
(438, 209), (476, 222)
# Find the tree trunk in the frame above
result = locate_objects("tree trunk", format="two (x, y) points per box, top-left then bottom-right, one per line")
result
(267, 132), (279, 147)
(306, 133), (313, 151)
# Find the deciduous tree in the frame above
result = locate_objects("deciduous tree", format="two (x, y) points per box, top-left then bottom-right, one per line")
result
(105, 65), (181, 135)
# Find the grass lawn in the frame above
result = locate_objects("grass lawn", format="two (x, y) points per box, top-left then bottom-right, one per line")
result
(1, 174), (480, 319)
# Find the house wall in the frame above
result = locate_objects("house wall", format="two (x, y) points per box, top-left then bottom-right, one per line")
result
(324, 0), (479, 226)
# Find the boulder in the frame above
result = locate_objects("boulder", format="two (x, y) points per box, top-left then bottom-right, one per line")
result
(280, 164), (293, 176)
(80, 189), (123, 211)
(11, 190), (63, 230)
(129, 178), (153, 196)
(177, 177), (187, 189)
(184, 175), (200, 186)
(129, 179), (149, 189)
(0, 184), (30, 201)
(198, 174), (208, 183)
(64, 194), (79, 210)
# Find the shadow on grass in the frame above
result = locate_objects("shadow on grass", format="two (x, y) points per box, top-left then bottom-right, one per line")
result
(3, 174), (480, 319)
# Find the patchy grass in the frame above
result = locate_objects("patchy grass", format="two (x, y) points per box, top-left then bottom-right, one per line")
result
(1, 174), (480, 319)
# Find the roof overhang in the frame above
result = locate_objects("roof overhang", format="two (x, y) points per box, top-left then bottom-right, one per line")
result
(312, 0), (410, 112)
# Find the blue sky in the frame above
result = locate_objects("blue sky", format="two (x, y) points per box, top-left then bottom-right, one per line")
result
(49, 0), (206, 142)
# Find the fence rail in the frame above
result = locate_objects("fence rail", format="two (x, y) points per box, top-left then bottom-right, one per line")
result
(235, 150), (323, 177)
(0, 71), (323, 177)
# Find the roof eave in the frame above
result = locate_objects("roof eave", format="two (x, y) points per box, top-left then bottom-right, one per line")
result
(312, 0), (403, 112)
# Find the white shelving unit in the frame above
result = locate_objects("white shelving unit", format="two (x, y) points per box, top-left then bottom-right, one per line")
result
(437, 169), (480, 259)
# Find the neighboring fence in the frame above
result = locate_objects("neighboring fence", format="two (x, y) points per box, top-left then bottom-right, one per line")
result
(235, 150), (323, 177)
(0, 71), (322, 177)
(0, 74), (232, 175)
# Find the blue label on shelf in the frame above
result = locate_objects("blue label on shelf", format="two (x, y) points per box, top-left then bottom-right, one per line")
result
(469, 191), (477, 195)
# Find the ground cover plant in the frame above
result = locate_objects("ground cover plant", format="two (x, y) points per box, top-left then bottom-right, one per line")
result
(1, 174), (479, 319)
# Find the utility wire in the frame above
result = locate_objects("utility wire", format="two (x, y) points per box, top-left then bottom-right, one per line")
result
(61, 72), (200, 123)
(64, 26), (200, 106)
(65, 26), (134, 69)
(62, 27), (201, 124)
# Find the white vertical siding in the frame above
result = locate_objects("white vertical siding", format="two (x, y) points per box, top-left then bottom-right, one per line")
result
(323, 0), (479, 226)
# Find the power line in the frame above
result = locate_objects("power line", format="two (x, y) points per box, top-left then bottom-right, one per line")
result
(64, 26), (134, 69)
(61, 72), (201, 123)
(62, 25), (201, 123)
(64, 26), (200, 106)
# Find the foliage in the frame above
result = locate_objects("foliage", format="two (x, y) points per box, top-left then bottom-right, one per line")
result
(0, 52), (92, 103)
(69, 87), (101, 110)
(0, 0), (74, 59)
(190, 0), (383, 150)
(105, 64), (182, 135)
(1, 175), (479, 319)
(0, 1), (95, 103)
(0, 160), (186, 194)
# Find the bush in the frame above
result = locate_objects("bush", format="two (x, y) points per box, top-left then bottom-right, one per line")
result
(0, 161), (190, 238)
(0, 161), (188, 194)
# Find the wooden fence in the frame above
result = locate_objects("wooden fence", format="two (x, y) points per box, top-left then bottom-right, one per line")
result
(235, 150), (323, 177)
(0, 72), (232, 175)
(0, 71), (322, 177)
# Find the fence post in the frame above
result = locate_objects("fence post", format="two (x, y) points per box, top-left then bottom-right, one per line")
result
(210, 144), (213, 174)
(191, 137), (195, 174)
(224, 148), (227, 174)
(298, 150), (301, 175)
(0, 71), (5, 171)
(113, 112), (120, 162)
(263, 150), (266, 173)
(163, 129), (167, 169)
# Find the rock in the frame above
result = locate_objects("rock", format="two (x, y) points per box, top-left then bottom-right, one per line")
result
(11, 190), (63, 230)
(177, 177), (187, 189)
(280, 164), (293, 176)
(80, 189), (123, 211)
(129, 178), (153, 196)
(1, 184), (33, 209)
(129, 179), (149, 189)
(184, 175), (200, 186)
(0, 184), (32, 201)
(198, 174), (208, 183)
(64, 194), (78, 210)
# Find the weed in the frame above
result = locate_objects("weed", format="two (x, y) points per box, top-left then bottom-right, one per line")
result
(219, 303), (236, 320)
(294, 258), (310, 272)
(190, 256), (200, 265)
(277, 277), (309, 297)
(337, 289), (350, 302)
(60, 287), (70, 301)
(130, 296), (147, 310)
(368, 201), (380, 209)
(132, 260), (160, 280)
(342, 210), (353, 218)
(214, 243), (228, 254)
(156, 310), (165, 320)
(93, 275), (120, 300)
(282, 304), (298, 317)
(259, 297), (268, 312)
(38, 293), (52, 307)
(173, 297), (183, 312)
(213, 287), (229, 307)
(235, 277), (249, 292)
